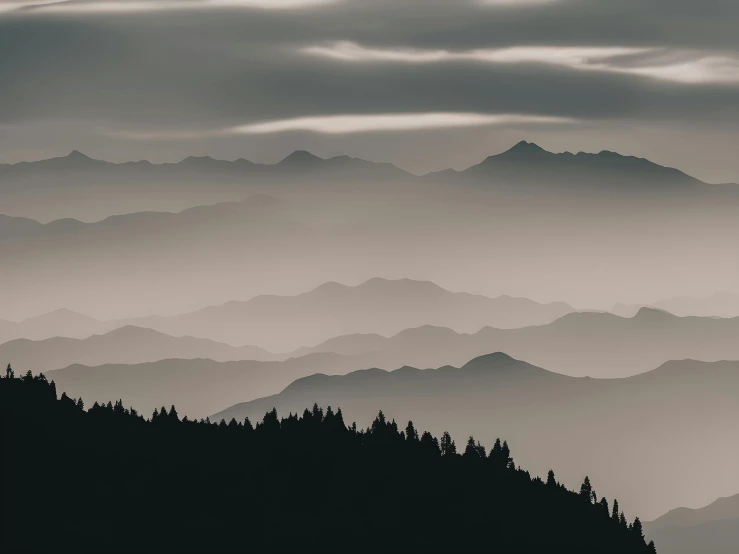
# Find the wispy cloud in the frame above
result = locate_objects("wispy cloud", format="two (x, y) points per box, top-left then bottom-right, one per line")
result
(233, 113), (574, 135)
(302, 42), (739, 85)
(110, 113), (575, 139)
(3, 0), (337, 14)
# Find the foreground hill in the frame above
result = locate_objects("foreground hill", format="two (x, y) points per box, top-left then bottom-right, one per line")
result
(126, 278), (573, 350)
(214, 355), (739, 519)
(644, 494), (739, 554)
(1, 373), (655, 553)
(0, 326), (276, 373)
(294, 308), (739, 377)
(45, 353), (374, 419)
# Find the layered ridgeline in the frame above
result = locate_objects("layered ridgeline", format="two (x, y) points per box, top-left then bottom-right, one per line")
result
(0, 326), (276, 373)
(2, 371), (655, 554)
(2, 143), (737, 322)
(44, 353), (378, 419)
(0, 279), (573, 350)
(2, 141), (733, 221)
(213, 355), (739, 520)
(4, 302), (736, 378)
(644, 494), (739, 554)
(35, 308), (739, 420)
(120, 278), (573, 350)
(292, 308), (739, 377)
(0, 149), (413, 221)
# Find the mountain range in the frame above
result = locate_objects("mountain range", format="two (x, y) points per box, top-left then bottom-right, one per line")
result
(2, 141), (736, 222)
(427, 140), (716, 191)
(291, 307), (739, 377)
(1, 142), (736, 321)
(0, 326), (275, 373)
(0, 278), (575, 351)
(212, 355), (739, 520)
(645, 494), (739, 554)
(122, 278), (575, 350)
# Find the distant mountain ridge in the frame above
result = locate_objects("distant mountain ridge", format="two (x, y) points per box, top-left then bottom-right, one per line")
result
(0, 148), (412, 179)
(426, 140), (705, 189)
(0, 141), (717, 186)
(0, 326), (276, 373)
(0, 278), (574, 348)
(120, 277), (575, 351)
(291, 307), (739, 377)
(645, 494), (739, 554)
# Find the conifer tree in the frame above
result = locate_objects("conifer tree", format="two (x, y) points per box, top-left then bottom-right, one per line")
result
(464, 436), (479, 458)
(405, 421), (419, 442)
(579, 476), (593, 501)
(440, 431), (456, 456)
(631, 517), (644, 540)
(546, 470), (557, 487)
(612, 499), (620, 521)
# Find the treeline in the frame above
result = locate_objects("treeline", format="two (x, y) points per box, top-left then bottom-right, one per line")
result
(2, 367), (656, 553)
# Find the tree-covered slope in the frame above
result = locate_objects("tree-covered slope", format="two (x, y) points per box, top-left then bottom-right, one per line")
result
(1, 370), (656, 553)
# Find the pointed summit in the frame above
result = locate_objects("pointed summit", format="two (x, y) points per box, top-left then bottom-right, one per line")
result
(503, 141), (548, 155)
(279, 150), (324, 166)
(67, 150), (92, 160)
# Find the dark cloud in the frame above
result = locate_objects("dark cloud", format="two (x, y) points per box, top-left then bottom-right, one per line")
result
(0, 0), (738, 180)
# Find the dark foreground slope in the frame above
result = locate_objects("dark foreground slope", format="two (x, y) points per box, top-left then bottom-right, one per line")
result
(1, 372), (654, 554)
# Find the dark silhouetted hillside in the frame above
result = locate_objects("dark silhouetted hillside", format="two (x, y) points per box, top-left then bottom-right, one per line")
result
(1, 371), (655, 553)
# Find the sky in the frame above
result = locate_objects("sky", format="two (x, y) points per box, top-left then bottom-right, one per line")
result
(1, 0), (738, 183)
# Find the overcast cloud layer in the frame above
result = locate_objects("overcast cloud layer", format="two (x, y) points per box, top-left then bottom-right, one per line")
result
(1, 0), (738, 181)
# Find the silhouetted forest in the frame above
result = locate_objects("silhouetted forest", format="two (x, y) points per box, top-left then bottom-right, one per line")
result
(2, 367), (656, 553)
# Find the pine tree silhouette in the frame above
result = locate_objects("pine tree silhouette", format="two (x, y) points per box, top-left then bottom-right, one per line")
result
(0, 373), (658, 554)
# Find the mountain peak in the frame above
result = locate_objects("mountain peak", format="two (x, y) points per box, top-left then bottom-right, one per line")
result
(279, 150), (324, 165)
(461, 352), (519, 370)
(504, 141), (548, 155)
(67, 150), (92, 160)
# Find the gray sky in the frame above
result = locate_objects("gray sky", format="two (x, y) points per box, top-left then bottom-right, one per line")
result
(1, 0), (738, 182)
